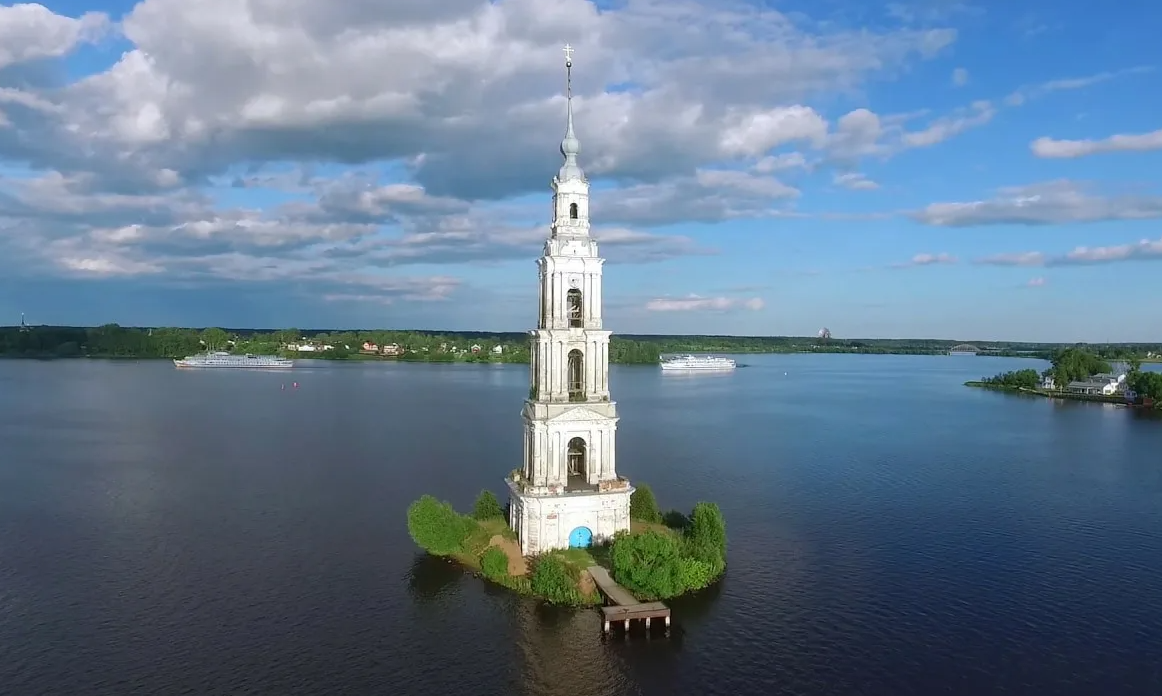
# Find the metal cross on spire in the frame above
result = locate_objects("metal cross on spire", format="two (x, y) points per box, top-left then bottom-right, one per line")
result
(563, 44), (574, 99)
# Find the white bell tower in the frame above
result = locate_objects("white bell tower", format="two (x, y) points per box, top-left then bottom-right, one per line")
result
(506, 44), (633, 556)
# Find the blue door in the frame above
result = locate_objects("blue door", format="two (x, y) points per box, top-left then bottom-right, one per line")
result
(568, 526), (593, 548)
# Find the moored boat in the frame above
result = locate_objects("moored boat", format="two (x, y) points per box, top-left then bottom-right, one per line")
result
(173, 351), (294, 369)
(659, 354), (736, 371)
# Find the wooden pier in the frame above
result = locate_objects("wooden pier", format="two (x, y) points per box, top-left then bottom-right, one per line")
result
(587, 566), (671, 636)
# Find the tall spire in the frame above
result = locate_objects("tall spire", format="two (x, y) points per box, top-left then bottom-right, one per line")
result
(558, 43), (584, 181)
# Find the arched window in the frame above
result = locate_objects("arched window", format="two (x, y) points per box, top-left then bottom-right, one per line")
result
(567, 437), (587, 484)
(569, 202), (578, 219)
(566, 289), (583, 328)
(567, 349), (584, 401)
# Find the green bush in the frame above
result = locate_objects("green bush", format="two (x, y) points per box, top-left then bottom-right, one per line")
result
(610, 531), (687, 599)
(981, 368), (1041, 389)
(406, 495), (474, 556)
(687, 502), (727, 569)
(630, 483), (662, 523)
(1129, 370), (1162, 401)
(471, 489), (505, 520)
(530, 554), (583, 605)
(674, 554), (718, 592)
(609, 501), (727, 600)
(480, 546), (510, 580)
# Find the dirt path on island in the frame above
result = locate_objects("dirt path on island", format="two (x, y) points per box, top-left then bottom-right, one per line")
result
(488, 535), (528, 576)
(578, 569), (597, 598)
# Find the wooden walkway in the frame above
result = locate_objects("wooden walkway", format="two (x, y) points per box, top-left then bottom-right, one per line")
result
(587, 566), (671, 635)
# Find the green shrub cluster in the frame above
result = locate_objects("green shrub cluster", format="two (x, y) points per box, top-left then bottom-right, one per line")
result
(610, 501), (726, 600)
(630, 484), (662, 523)
(480, 546), (510, 579)
(406, 495), (474, 556)
(477, 545), (534, 593)
(980, 368), (1041, 389)
(471, 489), (505, 520)
(1128, 369), (1162, 403)
(529, 554), (584, 605)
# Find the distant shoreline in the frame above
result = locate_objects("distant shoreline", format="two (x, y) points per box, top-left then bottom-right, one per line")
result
(1, 350), (1049, 364)
(4, 324), (1159, 365)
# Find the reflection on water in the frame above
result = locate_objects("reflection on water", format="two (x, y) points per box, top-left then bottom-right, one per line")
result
(405, 553), (463, 603)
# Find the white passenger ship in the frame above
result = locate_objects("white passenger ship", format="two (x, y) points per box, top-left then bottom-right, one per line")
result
(173, 351), (294, 369)
(659, 354), (737, 371)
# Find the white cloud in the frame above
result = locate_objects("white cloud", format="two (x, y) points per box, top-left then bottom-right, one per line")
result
(912, 180), (1162, 227)
(596, 169), (800, 226)
(1026, 277), (1046, 287)
(717, 106), (829, 158)
(752, 152), (808, 173)
(1031, 129), (1162, 158)
(824, 99), (995, 161)
(976, 238), (1162, 267)
(826, 108), (885, 160)
(898, 100), (994, 148)
(952, 67), (969, 86)
(975, 251), (1046, 267)
(1004, 66), (1153, 106)
(645, 294), (764, 312)
(0, 3), (109, 70)
(833, 172), (878, 190)
(893, 252), (956, 268)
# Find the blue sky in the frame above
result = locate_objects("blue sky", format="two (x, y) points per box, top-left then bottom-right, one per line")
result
(1, 0), (1160, 342)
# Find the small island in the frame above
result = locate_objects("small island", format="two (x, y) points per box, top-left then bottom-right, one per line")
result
(966, 347), (1161, 409)
(407, 484), (727, 608)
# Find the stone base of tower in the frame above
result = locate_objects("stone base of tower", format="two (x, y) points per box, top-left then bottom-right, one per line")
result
(506, 481), (633, 556)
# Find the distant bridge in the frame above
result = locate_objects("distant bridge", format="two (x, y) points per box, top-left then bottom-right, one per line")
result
(949, 344), (981, 355)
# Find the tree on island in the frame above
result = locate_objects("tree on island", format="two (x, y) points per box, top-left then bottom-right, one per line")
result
(981, 369), (1041, 390)
(1047, 348), (1111, 386)
(1129, 370), (1162, 402)
(629, 484), (662, 523)
(471, 490), (505, 520)
(407, 495), (474, 556)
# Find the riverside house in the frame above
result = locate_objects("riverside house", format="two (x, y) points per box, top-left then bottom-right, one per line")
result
(1065, 373), (1125, 396)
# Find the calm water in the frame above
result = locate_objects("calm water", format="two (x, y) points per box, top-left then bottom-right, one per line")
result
(2, 355), (1161, 696)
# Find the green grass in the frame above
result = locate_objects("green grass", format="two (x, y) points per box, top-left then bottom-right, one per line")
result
(455, 517), (517, 570)
(631, 519), (676, 535)
(553, 547), (597, 569)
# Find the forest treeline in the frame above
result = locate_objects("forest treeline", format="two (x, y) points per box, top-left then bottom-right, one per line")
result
(2, 324), (1161, 365)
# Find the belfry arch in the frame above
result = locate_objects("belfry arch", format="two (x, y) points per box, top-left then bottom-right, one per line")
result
(567, 437), (588, 484)
(567, 349), (584, 400)
(567, 288), (583, 328)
